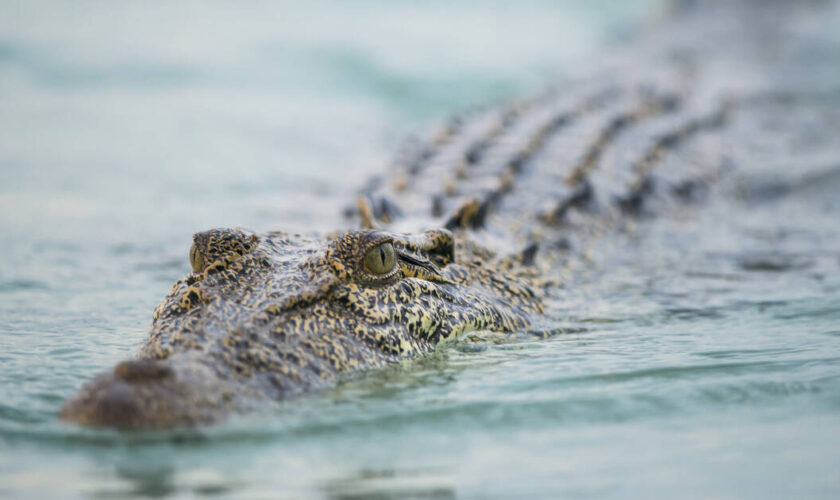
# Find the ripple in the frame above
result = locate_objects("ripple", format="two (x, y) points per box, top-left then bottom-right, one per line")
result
(0, 404), (34, 425)
(696, 347), (806, 359)
(737, 253), (814, 272)
(0, 279), (49, 293)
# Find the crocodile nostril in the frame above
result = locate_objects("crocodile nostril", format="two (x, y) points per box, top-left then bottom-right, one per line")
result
(114, 359), (173, 382)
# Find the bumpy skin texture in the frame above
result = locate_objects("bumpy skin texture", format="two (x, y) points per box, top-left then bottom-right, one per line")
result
(60, 228), (542, 427)
(60, 1), (840, 428)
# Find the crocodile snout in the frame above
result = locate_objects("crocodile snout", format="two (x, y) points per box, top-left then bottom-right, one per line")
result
(60, 357), (231, 429)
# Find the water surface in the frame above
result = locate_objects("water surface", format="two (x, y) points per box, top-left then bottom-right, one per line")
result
(1, 1), (839, 498)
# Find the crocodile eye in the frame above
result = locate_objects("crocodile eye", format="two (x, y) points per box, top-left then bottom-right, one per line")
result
(363, 242), (395, 275)
(189, 243), (203, 273)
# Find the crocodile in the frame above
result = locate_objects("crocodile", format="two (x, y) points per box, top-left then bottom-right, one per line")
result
(60, 1), (840, 428)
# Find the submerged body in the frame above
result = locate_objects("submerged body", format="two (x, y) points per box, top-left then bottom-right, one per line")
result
(61, 2), (840, 428)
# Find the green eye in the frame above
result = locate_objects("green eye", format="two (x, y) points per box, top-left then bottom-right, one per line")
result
(189, 243), (204, 273)
(363, 242), (396, 275)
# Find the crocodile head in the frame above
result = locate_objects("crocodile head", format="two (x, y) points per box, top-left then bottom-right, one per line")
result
(60, 227), (543, 428)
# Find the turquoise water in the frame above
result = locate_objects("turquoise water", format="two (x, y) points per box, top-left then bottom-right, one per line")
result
(2, 1), (840, 498)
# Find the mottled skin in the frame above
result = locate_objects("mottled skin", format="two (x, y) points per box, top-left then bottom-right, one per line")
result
(61, 227), (543, 427)
(60, 0), (840, 428)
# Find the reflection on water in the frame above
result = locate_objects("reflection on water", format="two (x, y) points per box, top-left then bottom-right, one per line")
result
(324, 467), (455, 500)
(2, 0), (840, 498)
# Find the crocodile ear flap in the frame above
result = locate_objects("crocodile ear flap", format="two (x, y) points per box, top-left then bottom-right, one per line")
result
(443, 198), (488, 231)
(394, 229), (455, 268)
(421, 229), (455, 267)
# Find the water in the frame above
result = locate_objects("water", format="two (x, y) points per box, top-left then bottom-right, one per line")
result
(1, 1), (840, 498)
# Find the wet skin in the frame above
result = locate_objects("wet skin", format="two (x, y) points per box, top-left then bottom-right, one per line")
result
(60, 228), (542, 428)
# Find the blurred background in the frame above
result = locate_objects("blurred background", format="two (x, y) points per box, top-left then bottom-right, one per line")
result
(2, 1), (840, 498)
(0, 0), (661, 242)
